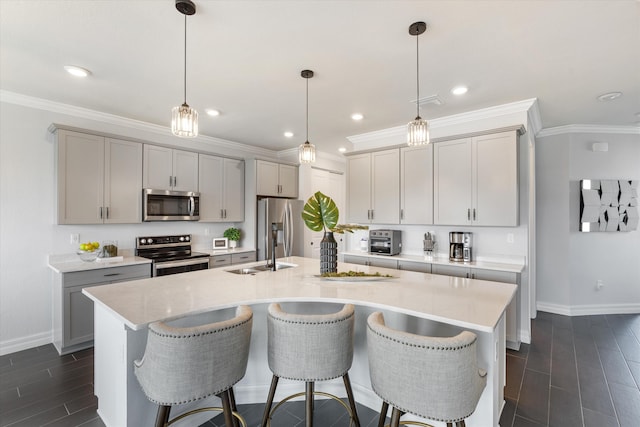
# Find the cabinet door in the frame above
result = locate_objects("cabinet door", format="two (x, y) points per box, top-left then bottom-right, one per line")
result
(398, 260), (431, 273)
(172, 149), (198, 191)
(343, 255), (368, 266)
(346, 153), (372, 223)
(64, 286), (95, 347)
(278, 164), (298, 198)
(57, 130), (105, 224)
(431, 264), (470, 278)
(371, 149), (400, 224)
(104, 138), (142, 223)
(223, 158), (245, 221)
(368, 257), (398, 269)
(401, 145), (433, 224)
(210, 254), (232, 268)
(473, 132), (519, 226)
(143, 145), (173, 190)
(434, 138), (472, 225)
(472, 269), (519, 345)
(198, 154), (224, 221)
(256, 160), (280, 196)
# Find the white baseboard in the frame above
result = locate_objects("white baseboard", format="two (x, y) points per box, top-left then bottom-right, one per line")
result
(537, 302), (640, 316)
(0, 331), (52, 356)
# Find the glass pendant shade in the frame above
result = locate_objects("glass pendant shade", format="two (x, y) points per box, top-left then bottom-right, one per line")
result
(407, 116), (429, 146)
(299, 141), (316, 164)
(172, 103), (198, 137)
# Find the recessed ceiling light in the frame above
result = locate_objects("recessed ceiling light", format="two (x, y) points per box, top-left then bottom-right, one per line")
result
(451, 86), (468, 95)
(284, 131), (294, 138)
(351, 113), (364, 121)
(205, 109), (220, 117)
(338, 147), (347, 153)
(597, 91), (622, 101)
(64, 65), (91, 77)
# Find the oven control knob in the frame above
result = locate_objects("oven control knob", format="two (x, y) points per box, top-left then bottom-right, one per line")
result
(185, 236), (190, 241)
(147, 238), (154, 244)
(179, 236), (185, 242)
(140, 239), (146, 244)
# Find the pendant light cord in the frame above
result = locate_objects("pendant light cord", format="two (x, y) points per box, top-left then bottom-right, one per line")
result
(415, 29), (420, 119)
(183, 14), (187, 104)
(306, 77), (309, 142)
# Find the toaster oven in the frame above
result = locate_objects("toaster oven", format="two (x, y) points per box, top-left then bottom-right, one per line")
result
(368, 230), (402, 256)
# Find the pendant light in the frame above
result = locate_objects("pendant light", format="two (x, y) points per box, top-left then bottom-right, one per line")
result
(298, 69), (316, 164)
(407, 21), (429, 146)
(171, 0), (198, 138)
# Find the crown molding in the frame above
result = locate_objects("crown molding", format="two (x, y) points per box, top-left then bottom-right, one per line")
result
(347, 98), (539, 147)
(0, 90), (275, 157)
(537, 124), (640, 138)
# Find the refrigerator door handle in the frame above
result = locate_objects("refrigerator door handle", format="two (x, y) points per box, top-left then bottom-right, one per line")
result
(282, 201), (291, 257)
(287, 202), (294, 256)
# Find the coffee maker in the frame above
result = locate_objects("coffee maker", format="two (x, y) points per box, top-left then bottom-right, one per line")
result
(449, 232), (472, 262)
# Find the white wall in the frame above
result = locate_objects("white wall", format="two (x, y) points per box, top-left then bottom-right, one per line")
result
(0, 100), (271, 354)
(536, 132), (640, 314)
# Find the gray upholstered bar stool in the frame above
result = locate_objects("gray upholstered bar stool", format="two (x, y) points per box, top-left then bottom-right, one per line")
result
(134, 306), (253, 427)
(261, 303), (361, 427)
(366, 312), (487, 427)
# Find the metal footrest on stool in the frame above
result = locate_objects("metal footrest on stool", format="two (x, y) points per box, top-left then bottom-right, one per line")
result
(264, 391), (357, 427)
(167, 406), (247, 427)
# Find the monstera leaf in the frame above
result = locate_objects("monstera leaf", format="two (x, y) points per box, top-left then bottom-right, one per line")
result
(301, 191), (368, 234)
(302, 191), (339, 232)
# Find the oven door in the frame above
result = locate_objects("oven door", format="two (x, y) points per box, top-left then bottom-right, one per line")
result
(143, 189), (200, 221)
(153, 258), (209, 276)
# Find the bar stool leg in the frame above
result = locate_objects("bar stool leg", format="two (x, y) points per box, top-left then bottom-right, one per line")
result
(390, 407), (402, 427)
(305, 381), (314, 427)
(342, 373), (361, 427)
(377, 402), (389, 427)
(219, 391), (235, 427)
(228, 388), (239, 427)
(261, 375), (279, 427)
(154, 405), (170, 427)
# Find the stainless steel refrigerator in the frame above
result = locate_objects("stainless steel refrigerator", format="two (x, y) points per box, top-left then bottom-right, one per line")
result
(257, 198), (305, 261)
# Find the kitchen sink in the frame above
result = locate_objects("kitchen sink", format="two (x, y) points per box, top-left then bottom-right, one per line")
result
(225, 263), (297, 275)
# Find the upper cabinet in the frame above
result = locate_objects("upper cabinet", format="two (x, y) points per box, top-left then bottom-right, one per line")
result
(256, 160), (298, 198)
(57, 130), (142, 224)
(434, 130), (519, 226)
(347, 149), (400, 224)
(199, 155), (245, 222)
(400, 145), (433, 224)
(143, 145), (198, 192)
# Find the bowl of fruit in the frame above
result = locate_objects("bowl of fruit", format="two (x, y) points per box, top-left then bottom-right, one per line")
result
(77, 242), (101, 262)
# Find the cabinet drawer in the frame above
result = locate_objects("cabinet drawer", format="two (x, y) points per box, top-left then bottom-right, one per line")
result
(398, 261), (431, 273)
(210, 255), (232, 268)
(231, 252), (256, 264)
(63, 264), (151, 287)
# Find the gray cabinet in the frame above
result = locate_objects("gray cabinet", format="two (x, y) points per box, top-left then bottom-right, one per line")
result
(143, 145), (198, 191)
(56, 130), (142, 224)
(256, 160), (298, 198)
(343, 254), (398, 270)
(53, 264), (151, 355)
(400, 145), (433, 224)
(209, 251), (257, 269)
(431, 264), (520, 348)
(199, 155), (245, 222)
(398, 260), (431, 273)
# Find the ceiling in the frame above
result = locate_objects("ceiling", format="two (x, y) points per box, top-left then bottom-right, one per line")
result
(1, 0), (639, 155)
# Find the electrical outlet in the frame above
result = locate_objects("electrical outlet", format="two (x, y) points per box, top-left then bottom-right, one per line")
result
(596, 280), (604, 291)
(507, 233), (514, 243)
(70, 234), (79, 244)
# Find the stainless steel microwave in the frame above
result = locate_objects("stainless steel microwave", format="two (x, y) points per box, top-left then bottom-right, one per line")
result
(143, 189), (200, 221)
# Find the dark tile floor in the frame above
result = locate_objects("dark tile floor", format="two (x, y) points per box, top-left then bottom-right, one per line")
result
(1, 312), (638, 426)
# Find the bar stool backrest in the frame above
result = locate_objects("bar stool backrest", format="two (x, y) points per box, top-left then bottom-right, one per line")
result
(134, 305), (253, 406)
(267, 303), (355, 381)
(367, 311), (487, 423)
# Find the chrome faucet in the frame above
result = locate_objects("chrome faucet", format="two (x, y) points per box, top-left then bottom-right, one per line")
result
(270, 222), (279, 271)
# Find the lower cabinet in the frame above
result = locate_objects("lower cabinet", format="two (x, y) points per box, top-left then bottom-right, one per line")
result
(397, 260), (431, 273)
(209, 251), (257, 269)
(344, 255), (432, 273)
(431, 264), (520, 348)
(53, 264), (151, 355)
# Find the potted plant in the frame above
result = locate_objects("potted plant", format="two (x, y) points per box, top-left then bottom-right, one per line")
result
(302, 191), (368, 274)
(223, 227), (241, 249)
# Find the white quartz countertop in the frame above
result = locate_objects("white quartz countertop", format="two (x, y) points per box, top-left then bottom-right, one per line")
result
(48, 253), (151, 274)
(83, 256), (516, 334)
(343, 251), (525, 273)
(197, 247), (255, 256)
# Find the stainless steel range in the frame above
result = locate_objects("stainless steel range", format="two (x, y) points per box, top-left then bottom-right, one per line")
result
(135, 234), (209, 276)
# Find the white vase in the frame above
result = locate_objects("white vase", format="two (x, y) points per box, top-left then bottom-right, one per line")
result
(229, 240), (237, 249)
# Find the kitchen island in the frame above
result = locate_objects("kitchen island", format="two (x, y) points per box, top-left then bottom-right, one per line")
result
(83, 256), (516, 427)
